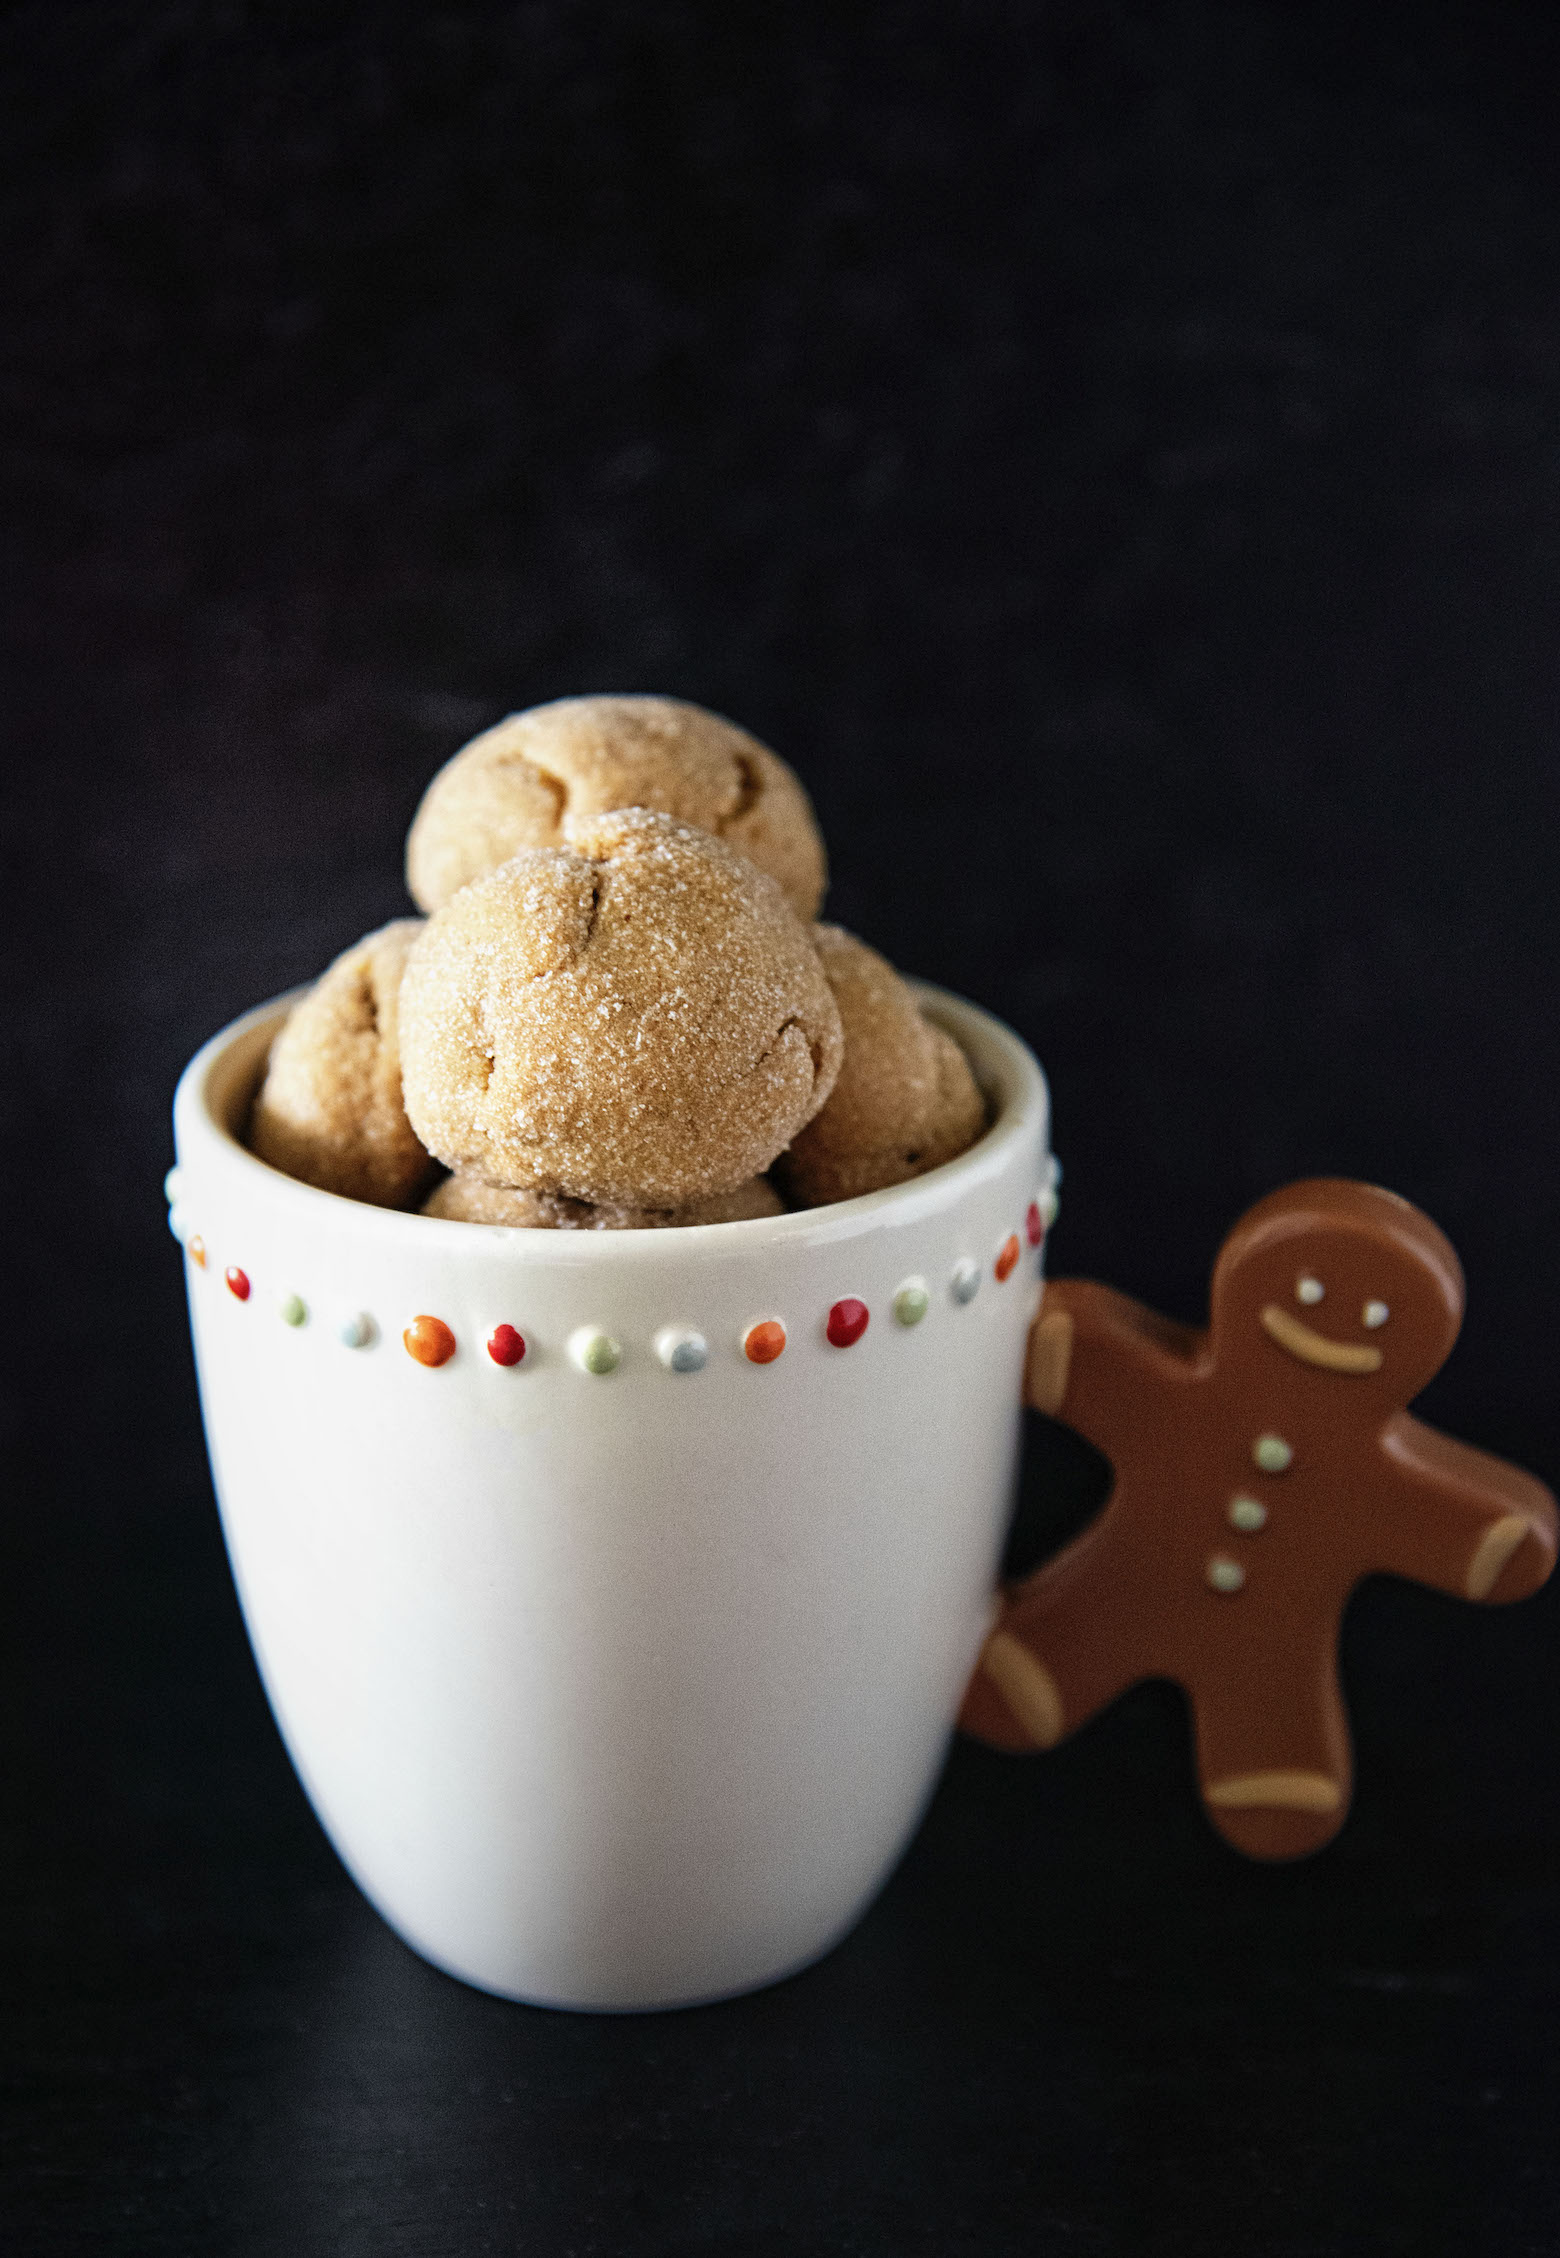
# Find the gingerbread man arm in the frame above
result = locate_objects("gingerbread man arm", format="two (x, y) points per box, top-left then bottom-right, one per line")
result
(1373, 1416), (1558, 1605)
(1028, 1276), (1204, 1426)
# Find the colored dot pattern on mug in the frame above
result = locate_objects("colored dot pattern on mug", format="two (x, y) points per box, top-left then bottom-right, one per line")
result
(825, 1298), (870, 1348)
(404, 1315), (457, 1368)
(571, 1329), (622, 1376)
(172, 1174), (1058, 1381)
(657, 1328), (708, 1374)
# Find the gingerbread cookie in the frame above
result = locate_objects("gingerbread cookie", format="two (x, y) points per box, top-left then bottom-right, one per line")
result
(774, 925), (988, 1207)
(422, 1172), (784, 1228)
(249, 918), (437, 1209)
(399, 809), (842, 1208)
(960, 1179), (1557, 1860)
(405, 694), (828, 921)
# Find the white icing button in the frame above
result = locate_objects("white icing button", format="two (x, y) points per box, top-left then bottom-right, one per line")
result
(950, 1258), (981, 1305)
(1252, 1433), (1293, 1474)
(1228, 1494), (1268, 1533)
(1363, 1300), (1390, 1329)
(339, 1312), (376, 1349)
(1296, 1275), (1325, 1305)
(1207, 1555), (1247, 1594)
(656, 1326), (708, 1374)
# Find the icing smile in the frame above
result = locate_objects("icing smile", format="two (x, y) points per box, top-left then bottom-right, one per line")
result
(1260, 1304), (1383, 1374)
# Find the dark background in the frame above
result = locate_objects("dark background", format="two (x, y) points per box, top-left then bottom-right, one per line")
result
(5, 3), (1560, 2251)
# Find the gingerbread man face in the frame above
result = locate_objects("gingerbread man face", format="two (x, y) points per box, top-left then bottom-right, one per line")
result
(1209, 1179), (1464, 1410)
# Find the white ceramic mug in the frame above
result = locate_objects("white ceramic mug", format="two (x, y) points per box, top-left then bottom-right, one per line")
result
(170, 986), (1053, 2011)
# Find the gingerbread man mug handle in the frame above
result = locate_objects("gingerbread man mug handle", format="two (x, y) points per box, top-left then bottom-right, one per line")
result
(960, 1179), (1558, 1862)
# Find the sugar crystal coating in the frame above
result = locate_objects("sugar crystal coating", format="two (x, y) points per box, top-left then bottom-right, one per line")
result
(399, 810), (842, 1208)
(775, 926), (987, 1208)
(406, 695), (827, 921)
(250, 918), (436, 1209)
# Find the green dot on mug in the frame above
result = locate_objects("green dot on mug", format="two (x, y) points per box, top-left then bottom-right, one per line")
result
(893, 1280), (930, 1327)
(278, 1292), (308, 1328)
(572, 1328), (622, 1377)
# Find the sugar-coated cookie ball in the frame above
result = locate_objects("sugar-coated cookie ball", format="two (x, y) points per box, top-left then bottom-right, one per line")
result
(399, 809), (843, 1207)
(249, 919), (437, 1208)
(774, 925), (987, 1208)
(406, 694), (827, 921)
(422, 1172), (784, 1229)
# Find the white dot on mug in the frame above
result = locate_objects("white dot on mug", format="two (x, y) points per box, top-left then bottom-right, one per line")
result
(656, 1327), (708, 1374)
(950, 1258), (981, 1305)
(339, 1311), (377, 1349)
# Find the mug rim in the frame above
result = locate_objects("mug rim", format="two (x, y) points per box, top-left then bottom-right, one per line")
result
(173, 980), (1051, 1262)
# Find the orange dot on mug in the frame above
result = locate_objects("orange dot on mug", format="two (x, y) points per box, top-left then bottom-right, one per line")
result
(744, 1319), (787, 1365)
(188, 1236), (207, 1270)
(404, 1315), (457, 1368)
(995, 1235), (1021, 1283)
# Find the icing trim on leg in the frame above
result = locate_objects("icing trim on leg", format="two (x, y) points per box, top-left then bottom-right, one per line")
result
(1204, 1769), (1343, 1814)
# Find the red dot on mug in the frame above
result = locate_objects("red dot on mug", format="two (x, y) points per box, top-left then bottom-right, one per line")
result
(995, 1235), (1021, 1283)
(404, 1315), (456, 1367)
(488, 1323), (526, 1367)
(826, 1298), (870, 1348)
(1026, 1201), (1044, 1247)
(225, 1266), (250, 1301)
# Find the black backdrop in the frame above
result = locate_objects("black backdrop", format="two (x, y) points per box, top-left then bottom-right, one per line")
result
(6, 5), (1560, 2252)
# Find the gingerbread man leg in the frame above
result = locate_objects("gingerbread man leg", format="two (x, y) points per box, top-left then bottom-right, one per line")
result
(1188, 1650), (1354, 1862)
(959, 1530), (1156, 1754)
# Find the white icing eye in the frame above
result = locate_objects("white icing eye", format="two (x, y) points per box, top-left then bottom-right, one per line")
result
(1296, 1276), (1325, 1305)
(1362, 1300), (1389, 1329)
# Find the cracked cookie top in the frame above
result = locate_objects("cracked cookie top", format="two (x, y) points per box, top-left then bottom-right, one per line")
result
(405, 694), (828, 922)
(399, 809), (842, 1206)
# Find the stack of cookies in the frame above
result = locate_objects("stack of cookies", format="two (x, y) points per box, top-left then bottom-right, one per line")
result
(249, 696), (988, 1226)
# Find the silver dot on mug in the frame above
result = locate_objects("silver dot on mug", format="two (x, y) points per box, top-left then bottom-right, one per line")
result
(950, 1258), (981, 1305)
(656, 1327), (708, 1374)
